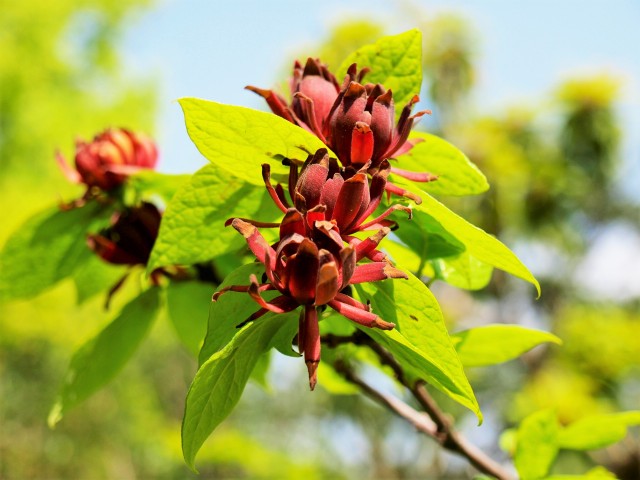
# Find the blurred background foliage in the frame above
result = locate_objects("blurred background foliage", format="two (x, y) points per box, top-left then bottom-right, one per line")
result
(1, 1), (638, 479)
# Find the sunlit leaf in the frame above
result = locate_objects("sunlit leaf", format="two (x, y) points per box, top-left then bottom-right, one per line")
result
(148, 165), (282, 271)
(181, 313), (294, 470)
(514, 409), (559, 480)
(165, 280), (214, 356)
(544, 466), (617, 479)
(338, 29), (423, 109)
(557, 411), (640, 451)
(412, 192), (540, 295)
(355, 273), (482, 422)
(452, 325), (561, 367)
(179, 98), (330, 185)
(395, 131), (489, 196)
(48, 287), (161, 426)
(0, 201), (113, 301)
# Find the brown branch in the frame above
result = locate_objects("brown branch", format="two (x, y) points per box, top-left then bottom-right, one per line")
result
(325, 335), (514, 480)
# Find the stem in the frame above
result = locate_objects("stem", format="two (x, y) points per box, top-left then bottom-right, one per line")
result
(325, 335), (513, 480)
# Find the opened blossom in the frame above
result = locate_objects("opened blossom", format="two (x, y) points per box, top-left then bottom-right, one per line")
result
(216, 150), (409, 390)
(57, 128), (158, 192)
(248, 59), (436, 202)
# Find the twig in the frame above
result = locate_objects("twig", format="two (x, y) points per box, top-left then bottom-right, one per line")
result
(326, 335), (513, 480)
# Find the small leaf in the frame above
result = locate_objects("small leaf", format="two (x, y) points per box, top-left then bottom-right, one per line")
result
(48, 288), (161, 426)
(338, 29), (423, 109)
(544, 466), (617, 479)
(148, 164), (281, 271)
(451, 325), (561, 367)
(432, 251), (493, 291)
(355, 273), (482, 423)
(179, 98), (330, 186)
(181, 313), (294, 470)
(128, 170), (191, 202)
(514, 409), (559, 480)
(0, 201), (114, 301)
(396, 131), (489, 196)
(557, 411), (640, 451)
(414, 192), (541, 295)
(165, 280), (214, 356)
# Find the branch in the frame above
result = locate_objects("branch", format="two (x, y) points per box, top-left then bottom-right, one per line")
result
(325, 335), (514, 480)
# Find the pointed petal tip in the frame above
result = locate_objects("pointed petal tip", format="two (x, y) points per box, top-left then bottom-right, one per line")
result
(384, 264), (408, 280)
(375, 317), (395, 330)
(307, 361), (319, 391)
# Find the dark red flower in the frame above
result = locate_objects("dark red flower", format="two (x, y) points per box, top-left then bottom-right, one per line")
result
(87, 202), (161, 266)
(57, 128), (158, 192)
(216, 215), (405, 390)
(248, 60), (436, 202)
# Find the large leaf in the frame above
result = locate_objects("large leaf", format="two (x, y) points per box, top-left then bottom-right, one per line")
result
(338, 29), (423, 109)
(148, 164), (281, 271)
(179, 98), (330, 185)
(514, 409), (559, 480)
(166, 280), (214, 356)
(0, 201), (113, 301)
(452, 325), (561, 367)
(182, 313), (295, 470)
(394, 131), (489, 196)
(413, 192), (540, 295)
(354, 273), (481, 422)
(557, 411), (640, 451)
(48, 288), (161, 426)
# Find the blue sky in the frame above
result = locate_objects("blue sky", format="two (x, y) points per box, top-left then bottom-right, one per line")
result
(121, 0), (640, 189)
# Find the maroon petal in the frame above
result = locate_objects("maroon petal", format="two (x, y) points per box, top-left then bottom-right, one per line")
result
(328, 299), (395, 330)
(332, 172), (367, 230)
(245, 85), (295, 123)
(231, 218), (277, 269)
(280, 209), (306, 239)
(359, 204), (413, 231)
(319, 173), (344, 220)
(390, 166), (438, 183)
(314, 250), (340, 306)
(354, 227), (391, 262)
(339, 244), (356, 288)
(287, 239), (319, 304)
(87, 234), (141, 265)
(349, 262), (408, 284)
(262, 164), (289, 213)
(350, 122), (374, 167)
(370, 89), (395, 161)
(303, 305), (321, 390)
(296, 163), (329, 210)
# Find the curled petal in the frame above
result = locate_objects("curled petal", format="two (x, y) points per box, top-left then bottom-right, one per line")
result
(384, 182), (423, 205)
(262, 164), (289, 213)
(349, 262), (408, 284)
(390, 166), (438, 183)
(328, 299), (395, 330)
(245, 85), (295, 123)
(231, 218), (277, 269)
(56, 150), (82, 183)
(358, 204), (413, 231)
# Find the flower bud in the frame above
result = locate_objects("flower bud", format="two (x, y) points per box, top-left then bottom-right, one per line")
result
(87, 202), (161, 266)
(57, 128), (158, 191)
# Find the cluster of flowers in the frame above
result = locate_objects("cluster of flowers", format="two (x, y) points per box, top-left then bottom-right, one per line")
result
(248, 58), (436, 203)
(57, 128), (162, 274)
(218, 148), (411, 390)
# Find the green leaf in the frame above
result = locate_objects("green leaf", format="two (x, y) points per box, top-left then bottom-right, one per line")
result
(127, 170), (191, 202)
(354, 273), (482, 422)
(515, 409), (559, 480)
(392, 207), (466, 262)
(451, 325), (561, 367)
(338, 29), (423, 109)
(179, 98), (330, 185)
(395, 131), (489, 196)
(557, 411), (640, 451)
(72, 249), (128, 304)
(0, 201), (113, 301)
(48, 288), (161, 426)
(165, 280), (214, 356)
(544, 466), (617, 479)
(181, 313), (294, 470)
(148, 164), (281, 271)
(414, 192), (541, 295)
(431, 251), (493, 291)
